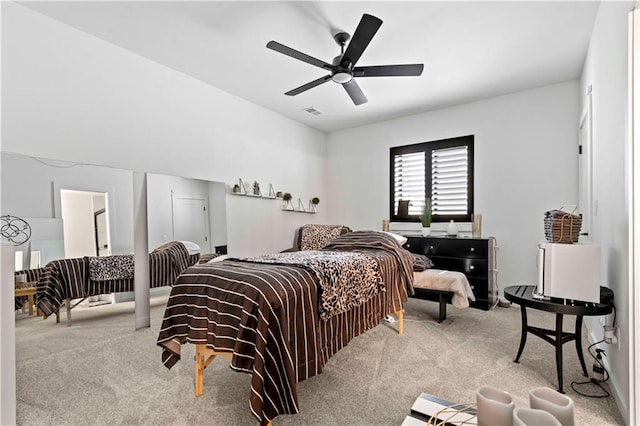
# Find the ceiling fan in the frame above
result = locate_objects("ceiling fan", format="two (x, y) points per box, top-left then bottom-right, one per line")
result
(266, 13), (424, 106)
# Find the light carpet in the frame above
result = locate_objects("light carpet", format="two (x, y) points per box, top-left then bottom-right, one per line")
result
(15, 291), (624, 425)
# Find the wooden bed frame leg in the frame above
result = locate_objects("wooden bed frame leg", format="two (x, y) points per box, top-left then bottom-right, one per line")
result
(194, 344), (232, 397)
(66, 298), (72, 327)
(396, 309), (404, 335)
(195, 344), (205, 397)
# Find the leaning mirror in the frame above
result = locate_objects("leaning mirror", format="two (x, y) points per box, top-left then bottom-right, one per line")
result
(1, 152), (134, 269)
(146, 173), (227, 257)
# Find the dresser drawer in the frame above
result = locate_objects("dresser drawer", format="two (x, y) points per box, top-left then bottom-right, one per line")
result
(403, 237), (423, 254)
(467, 277), (488, 301)
(422, 238), (487, 259)
(427, 257), (488, 279)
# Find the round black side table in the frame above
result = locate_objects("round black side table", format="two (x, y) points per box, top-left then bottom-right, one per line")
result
(504, 285), (613, 393)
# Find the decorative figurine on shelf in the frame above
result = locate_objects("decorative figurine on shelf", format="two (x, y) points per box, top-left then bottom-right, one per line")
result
(421, 198), (432, 236)
(252, 181), (260, 196)
(232, 184), (241, 194)
(282, 192), (293, 209)
(309, 197), (320, 212)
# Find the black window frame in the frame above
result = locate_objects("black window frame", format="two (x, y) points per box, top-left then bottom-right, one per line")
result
(389, 135), (474, 223)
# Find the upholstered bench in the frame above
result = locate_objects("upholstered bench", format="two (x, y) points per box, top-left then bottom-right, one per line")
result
(410, 269), (475, 323)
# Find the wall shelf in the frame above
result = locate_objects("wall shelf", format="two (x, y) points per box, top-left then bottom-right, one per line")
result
(281, 198), (318, 213)
(231, 178), (278, 199)
(231, 192), (277, 200)
(282, 208), (317, 214)
(231, 179), (319, 212)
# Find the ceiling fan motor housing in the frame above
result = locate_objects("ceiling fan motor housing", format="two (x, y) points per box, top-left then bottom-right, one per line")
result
(333, 31), (350, 47)
(331, 54), (353, 83)
(332, 69), (352, 83)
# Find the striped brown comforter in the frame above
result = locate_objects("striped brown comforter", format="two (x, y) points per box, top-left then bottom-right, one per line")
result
(234, 250), (385, 320)
(36, 241), (197, 317)
(156, 231), (415, 424)
(14, 268), (45, 310)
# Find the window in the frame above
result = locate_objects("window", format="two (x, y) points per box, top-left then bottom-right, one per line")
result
(390, 135), (474, 223)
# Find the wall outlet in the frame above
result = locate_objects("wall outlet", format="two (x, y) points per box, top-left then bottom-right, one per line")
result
(604, 325), (616, 344)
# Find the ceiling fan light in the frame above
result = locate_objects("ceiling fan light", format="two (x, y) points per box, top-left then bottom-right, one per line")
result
(332, 72), (352, 84)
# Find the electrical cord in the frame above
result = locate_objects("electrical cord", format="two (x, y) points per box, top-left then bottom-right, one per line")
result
(570, 339), (611, 398)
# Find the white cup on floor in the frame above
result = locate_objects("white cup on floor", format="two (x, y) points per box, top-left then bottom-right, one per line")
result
(529, 387), (574, 426)
(476, 385), (515, 426)
(513, 407), (562, 426)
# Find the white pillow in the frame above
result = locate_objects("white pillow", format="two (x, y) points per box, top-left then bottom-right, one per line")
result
(377, 231), (408, 245)
(206, 254), (228, 263)
(179, 241), (201, 255)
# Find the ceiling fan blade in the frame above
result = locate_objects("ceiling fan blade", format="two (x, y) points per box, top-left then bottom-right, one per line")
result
(341, 14), (383, 68)
(267, 41), (334, 71)
(342, 79), (368, 105)
(353, 64), (424, 77)
(285, 75), (332, 96)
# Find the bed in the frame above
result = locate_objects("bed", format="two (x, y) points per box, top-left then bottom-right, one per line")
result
(35, 241), (200, 325)
(156, 231), (415, 425)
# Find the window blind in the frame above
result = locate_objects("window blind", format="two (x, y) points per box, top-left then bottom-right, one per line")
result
(393, 151), (425, 216)
(431, 145), (468, 216)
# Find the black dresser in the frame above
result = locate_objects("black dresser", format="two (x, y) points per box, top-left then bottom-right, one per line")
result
(403, 236), (498, 310)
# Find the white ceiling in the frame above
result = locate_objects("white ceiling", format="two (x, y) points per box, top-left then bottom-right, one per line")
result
(20, 1), (600, 133)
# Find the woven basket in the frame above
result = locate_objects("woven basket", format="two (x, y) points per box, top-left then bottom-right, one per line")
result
(544, 209), (581, 244)
(427, 402), (476, 425)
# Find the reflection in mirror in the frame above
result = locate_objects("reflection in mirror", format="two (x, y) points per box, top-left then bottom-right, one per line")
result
(60, 189), (111, 258)
(1, 152), (134, 268)
(146, 173), (227, 256)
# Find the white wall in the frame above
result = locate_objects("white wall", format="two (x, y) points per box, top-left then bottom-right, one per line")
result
(208, 182), (227, 249)
(1, 2), (328, 256)
(327, 81), (581, 294)
(580, 1), (633, 422)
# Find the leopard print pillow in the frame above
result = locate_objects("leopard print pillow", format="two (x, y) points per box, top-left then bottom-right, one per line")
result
(297, 224), (351, 251)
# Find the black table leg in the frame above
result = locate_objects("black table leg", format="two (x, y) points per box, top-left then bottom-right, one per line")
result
(575, 315), (588, 376)
(555, 313), (564, 393)
(438, 293), (446, 323)
(514, 305), (528, 363)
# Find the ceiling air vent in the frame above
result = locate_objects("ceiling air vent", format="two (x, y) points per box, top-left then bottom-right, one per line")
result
(303, 107), (323, 116)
